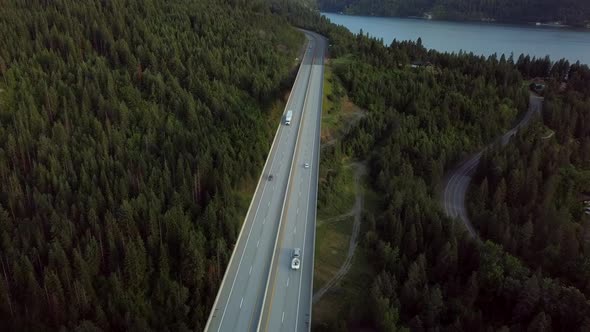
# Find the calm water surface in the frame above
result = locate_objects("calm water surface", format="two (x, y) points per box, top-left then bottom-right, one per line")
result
(322, 13), (590, 64)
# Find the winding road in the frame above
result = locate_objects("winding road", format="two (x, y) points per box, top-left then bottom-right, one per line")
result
(441, 94), (543, 238)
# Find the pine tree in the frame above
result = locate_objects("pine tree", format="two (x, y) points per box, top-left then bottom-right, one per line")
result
(527, 311), (551, 332)
(512, 275), (540, 322)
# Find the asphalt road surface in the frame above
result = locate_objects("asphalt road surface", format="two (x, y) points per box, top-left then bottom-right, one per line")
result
(258, 32), (326, 332)
(204, 31), (322, 332)
(442, 94), (543, 237)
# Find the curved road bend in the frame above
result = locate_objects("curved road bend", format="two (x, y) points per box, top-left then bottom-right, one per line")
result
(259, 31), (327, 332)
(204, 32), (319, 332)
(442, 94), (543, 238)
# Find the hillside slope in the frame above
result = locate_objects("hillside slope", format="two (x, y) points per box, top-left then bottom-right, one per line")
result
(0, 0), (302, 330)
(318, 0), (590, 26)
(275, 5), (590, 329)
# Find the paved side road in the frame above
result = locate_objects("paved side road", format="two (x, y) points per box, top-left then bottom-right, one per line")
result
(441, 94), (543, 238)
(259, 31), (327, 332)
(204, 32), (318, 332)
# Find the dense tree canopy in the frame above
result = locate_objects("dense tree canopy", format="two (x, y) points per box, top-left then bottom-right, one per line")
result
(2, 0), (589, 330)
(279, 5), (590, 330)
(337, 39), (590, 331)
(318, 0), (590, 26)
(0, 0), (303, 330)
(469, 64), (590, 298)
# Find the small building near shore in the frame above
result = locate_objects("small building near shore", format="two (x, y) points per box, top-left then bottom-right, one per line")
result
(530, 82), (545, 93)
(411, 61), (433, 68)
(529, 78), (546, 93)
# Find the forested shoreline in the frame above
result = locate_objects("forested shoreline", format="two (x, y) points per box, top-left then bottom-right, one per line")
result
(273, 2), (590, 330)
(0, 0), (303, 330)
(318, 0), (590, 27)
(334, 40), (590, 331)
(1, 0), (589, 330)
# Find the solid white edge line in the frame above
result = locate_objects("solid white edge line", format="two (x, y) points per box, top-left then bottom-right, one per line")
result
(204, 32), (311, 332)
(296, 34), (319, 332)
(215, 119), (283, 331)
(256, 31), (317, 332)
(306, 32), (325, 332)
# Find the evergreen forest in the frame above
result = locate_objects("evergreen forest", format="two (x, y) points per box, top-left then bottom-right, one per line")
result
(275, 4), (590, 329)
(0, 0), (303, 330)
(469, 64), (590, 300)
(318, 0), (590, 26)
(1, 0), (589, 330)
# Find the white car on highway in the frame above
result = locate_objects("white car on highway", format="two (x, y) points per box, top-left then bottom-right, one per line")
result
(304, 162), (309, 169)
(291, 248), (301, 270)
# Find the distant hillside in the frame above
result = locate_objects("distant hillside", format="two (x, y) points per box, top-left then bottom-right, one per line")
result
(318, 0), (590, 26)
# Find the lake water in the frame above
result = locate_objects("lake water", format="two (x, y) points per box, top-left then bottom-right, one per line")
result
(322, 12), (590, 64)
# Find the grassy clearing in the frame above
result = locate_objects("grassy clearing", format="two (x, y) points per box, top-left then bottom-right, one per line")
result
(312, 246), (374, 329)
(321, 64), (338, 137)
(317, 162), (356, 220)
(331, 54), (355, 67)
(311, 59), (374, 328)
(321, 61), (366, 145)
(313, 214), (354, 289)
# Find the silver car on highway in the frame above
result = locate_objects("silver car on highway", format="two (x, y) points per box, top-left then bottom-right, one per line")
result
(291, 248), (301, 270)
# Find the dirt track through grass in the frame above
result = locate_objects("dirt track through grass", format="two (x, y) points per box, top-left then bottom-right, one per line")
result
(313, 162), (365, 303)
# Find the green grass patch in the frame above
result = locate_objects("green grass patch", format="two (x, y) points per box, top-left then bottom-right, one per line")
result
(313, 215), (354, 289)
(313, 163), (375, 329)
(322, 59), (366, 144)
(331, 54), (355, 67)
(317, 163), (356, 220)
(312, 246), (374, 329)
(322, 64), (338, 134)
(312, 54), (373, 329)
